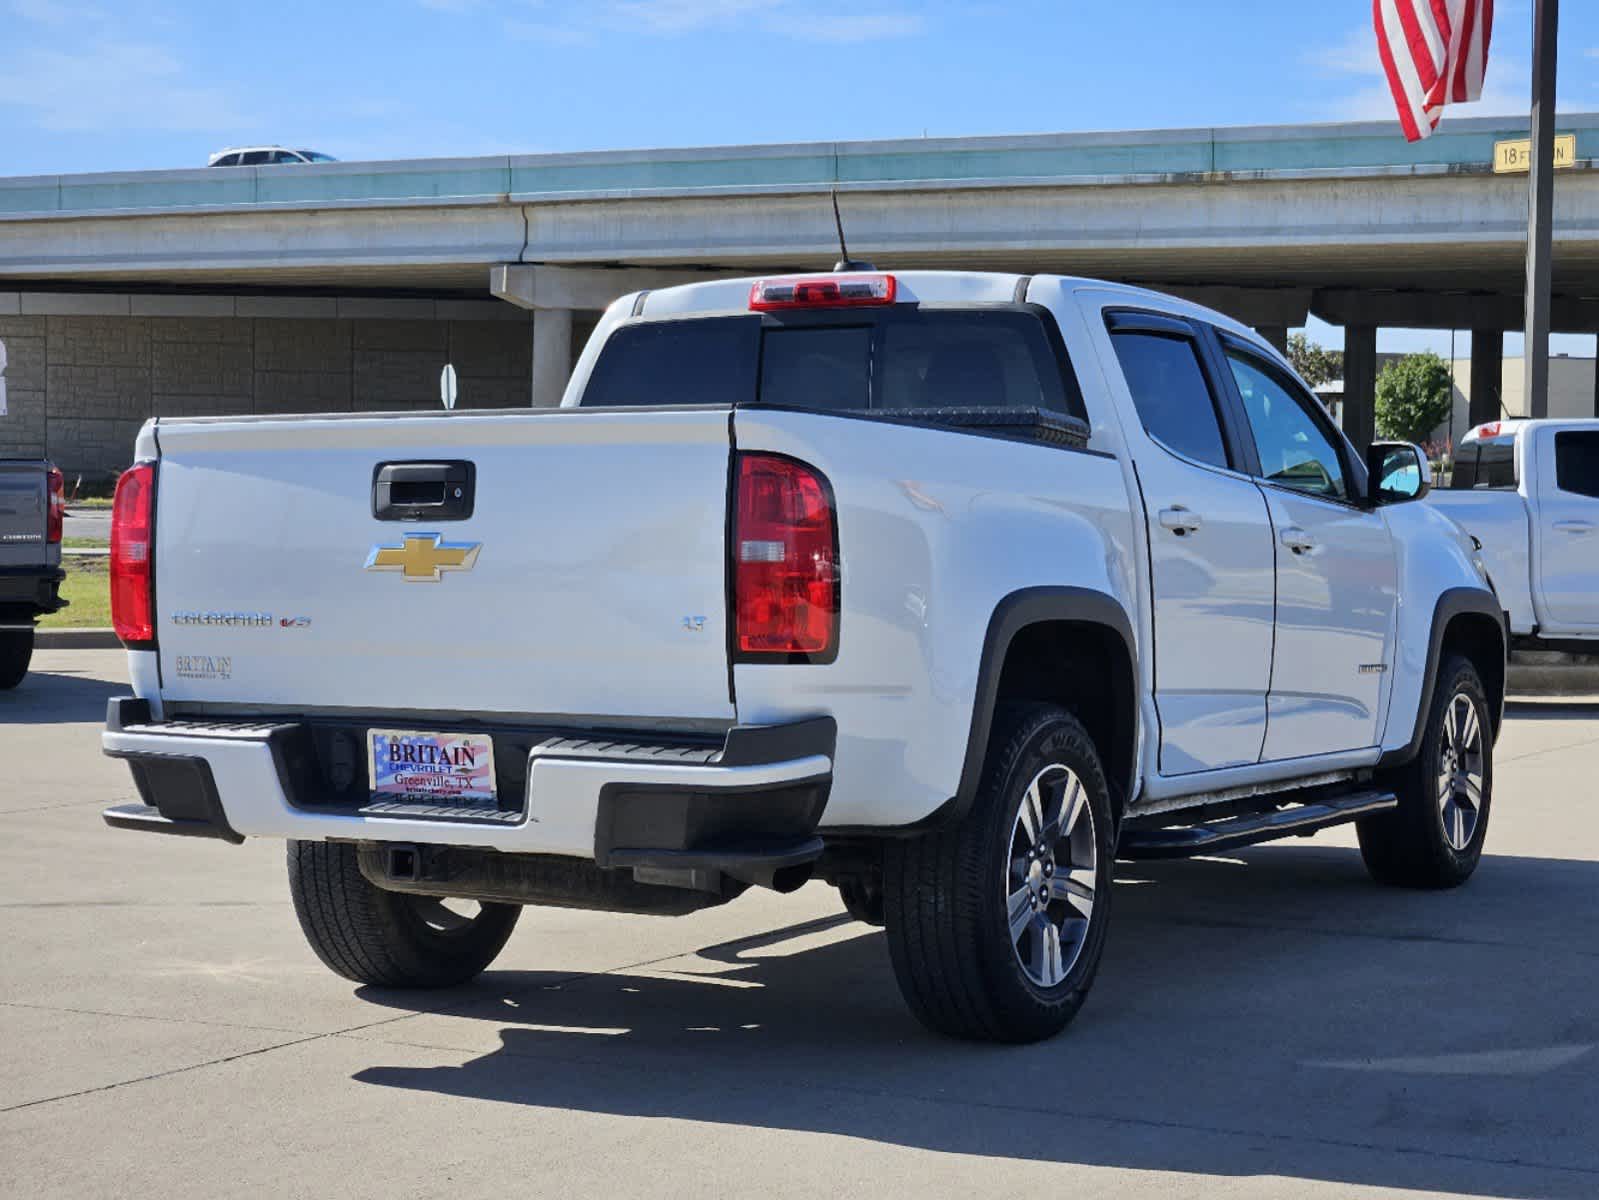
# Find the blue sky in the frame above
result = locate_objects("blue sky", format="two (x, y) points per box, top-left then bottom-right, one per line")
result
(3, 0), (1598, 355)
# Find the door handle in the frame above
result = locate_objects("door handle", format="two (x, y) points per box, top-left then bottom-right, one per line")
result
(1553, 520), (1594, 534)
(1280, 526), (1316, 554)
(372, 460), (475, 522)
(1158, 507), (1203, 536)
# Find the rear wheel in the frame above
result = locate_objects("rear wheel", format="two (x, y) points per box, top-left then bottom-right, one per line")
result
(0, 629), (34, 690)
(883, 704), (1114, 1042)
(287, 840), (520, 988)
(1358, 653), (1492, 889)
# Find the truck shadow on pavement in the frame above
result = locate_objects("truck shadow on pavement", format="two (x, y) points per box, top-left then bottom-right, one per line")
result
(0, 666), (125, 725)
(353, 844), (1599, 1198)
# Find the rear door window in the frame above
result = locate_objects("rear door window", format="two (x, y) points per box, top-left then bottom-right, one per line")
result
(1555, 431), (1599, 498)
(1109, 330), (1231, 470)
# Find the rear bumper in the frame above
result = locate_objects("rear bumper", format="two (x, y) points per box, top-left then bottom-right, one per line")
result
(100, 698), (833, 870)
(0, 564), (66, 620)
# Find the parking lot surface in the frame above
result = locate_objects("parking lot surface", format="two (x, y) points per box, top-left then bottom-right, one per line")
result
(3, 649), (1598, 1199)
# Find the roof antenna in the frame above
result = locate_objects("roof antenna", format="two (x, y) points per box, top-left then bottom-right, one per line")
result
(831, 189), (875, 272)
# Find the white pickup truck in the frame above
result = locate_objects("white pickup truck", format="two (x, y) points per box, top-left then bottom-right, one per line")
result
(1430, 419), (1599, 652)
(0, 459), (67, 688)
(101, 271), (1505, 1043)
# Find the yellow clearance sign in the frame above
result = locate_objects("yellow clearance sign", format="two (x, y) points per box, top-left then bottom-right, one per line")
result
(1493, 134), (1577, 174)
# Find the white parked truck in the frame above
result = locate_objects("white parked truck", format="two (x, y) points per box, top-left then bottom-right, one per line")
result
(1430, 419), (1599, 652)
(0, 460), (67, 687)
(101, 271), (1505, 1042)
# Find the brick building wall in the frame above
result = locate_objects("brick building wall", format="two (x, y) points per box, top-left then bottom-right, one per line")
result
(0, 303), (570, 480)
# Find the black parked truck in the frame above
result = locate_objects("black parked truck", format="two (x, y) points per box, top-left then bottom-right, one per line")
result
(0, 461), (67, 687)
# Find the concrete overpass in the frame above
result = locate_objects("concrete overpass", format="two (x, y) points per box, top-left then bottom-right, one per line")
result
(4, 115), (1599, 474)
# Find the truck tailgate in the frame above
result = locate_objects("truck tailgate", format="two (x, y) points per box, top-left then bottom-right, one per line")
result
(151, 408), (736, 723)
(0, 463), (46, 568)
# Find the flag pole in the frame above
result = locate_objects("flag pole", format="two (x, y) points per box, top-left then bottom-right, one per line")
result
(1523, 0), (1559, 419)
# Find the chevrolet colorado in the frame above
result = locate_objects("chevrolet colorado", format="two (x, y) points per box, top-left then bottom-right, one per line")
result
(100, 271), (1505, 1042)
(0, 460), (67, 688)
(1430, 418), (1599, 652)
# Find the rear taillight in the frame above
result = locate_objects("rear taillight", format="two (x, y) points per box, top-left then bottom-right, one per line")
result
(749, 273), (896, 311)
(733, 454), (839, 658)
(111, 462), (156, 646)
(45, 465), (65, 544)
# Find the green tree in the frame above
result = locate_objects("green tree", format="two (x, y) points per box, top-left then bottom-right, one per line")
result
(1375, 351), (1454, 444)
(1287, 333), (1342, 387)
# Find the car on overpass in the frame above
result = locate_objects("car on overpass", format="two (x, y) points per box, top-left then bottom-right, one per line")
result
(207, 146), (338, 167)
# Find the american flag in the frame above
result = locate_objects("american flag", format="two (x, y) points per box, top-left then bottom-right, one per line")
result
(1374, 0), (1494, 142)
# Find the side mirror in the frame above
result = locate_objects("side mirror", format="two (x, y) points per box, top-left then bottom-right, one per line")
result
(1366, 441), (1433, 505)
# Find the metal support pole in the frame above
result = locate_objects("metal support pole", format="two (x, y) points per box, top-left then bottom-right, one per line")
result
(1523, 0), (1559, 419)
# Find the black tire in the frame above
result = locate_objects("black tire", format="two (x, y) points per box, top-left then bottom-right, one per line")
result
(287, 840), (520, 988)
(883, 703), (1114, 1043)
(0, 629), (33, 690)
(1358, 653), (1492, 889)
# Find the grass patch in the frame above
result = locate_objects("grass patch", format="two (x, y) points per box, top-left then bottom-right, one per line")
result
(67, 496), (115, 509)
(62, 536), (107, 550)
(41, 557), (111, 629)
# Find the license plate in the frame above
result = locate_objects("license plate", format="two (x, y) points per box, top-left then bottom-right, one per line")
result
(367, 729), (497, 805)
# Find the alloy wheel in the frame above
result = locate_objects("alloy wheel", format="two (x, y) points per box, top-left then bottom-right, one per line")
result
(1437, 692), (1486, 851)
(1005, 764), (1098, 988)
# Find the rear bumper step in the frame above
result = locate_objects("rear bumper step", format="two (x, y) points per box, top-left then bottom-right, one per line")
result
(102, 801), (242, 843)
(1117, 788), (1397, 860)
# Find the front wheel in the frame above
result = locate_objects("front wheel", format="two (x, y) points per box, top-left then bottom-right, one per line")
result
(1358, 653), (1493, 889)
(287, 840), (520, 988)
(883, 704), (1114, 1042)
(0, 628), (34, 690)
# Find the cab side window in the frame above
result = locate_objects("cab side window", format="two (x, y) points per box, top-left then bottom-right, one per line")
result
(1555, 431), (1599, 499)
(1227, 349), (1348, 501)
(1109, 330), (1231, 471)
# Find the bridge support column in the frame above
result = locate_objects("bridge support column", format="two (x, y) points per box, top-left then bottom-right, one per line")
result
(1343, 324), (1377, 452)
(1592, 335), (1599, 417)
(1255, 324), (1288, 355)
(531, 308), (574, 408)
(1469, 330), (1503, 429)
(492, 263), (731, 407)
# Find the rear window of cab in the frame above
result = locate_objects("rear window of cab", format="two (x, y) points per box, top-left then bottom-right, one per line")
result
(579, 308), (1084, 418)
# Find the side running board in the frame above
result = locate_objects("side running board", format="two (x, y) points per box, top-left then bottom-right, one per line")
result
(1117, 788), (1397, 860)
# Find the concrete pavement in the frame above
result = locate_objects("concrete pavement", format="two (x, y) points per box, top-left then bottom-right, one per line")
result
(3, 650), (1598, 1199)
(62, 507), (109, 542)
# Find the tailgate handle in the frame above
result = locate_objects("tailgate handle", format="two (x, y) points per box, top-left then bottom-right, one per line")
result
(372, 461), (475, 522)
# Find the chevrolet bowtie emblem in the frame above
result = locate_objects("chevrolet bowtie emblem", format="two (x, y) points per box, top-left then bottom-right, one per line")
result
(365, 533), (481, 582)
